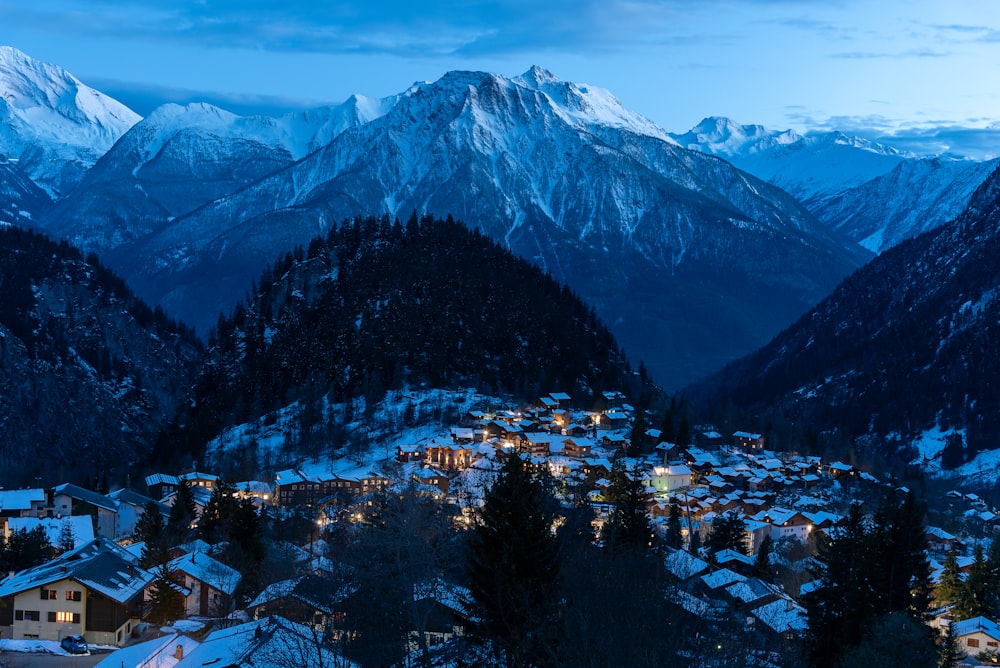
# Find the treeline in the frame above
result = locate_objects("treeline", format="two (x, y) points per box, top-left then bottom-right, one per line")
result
(160, 214), (643, 465)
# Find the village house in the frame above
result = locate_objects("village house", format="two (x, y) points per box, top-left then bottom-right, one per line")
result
(649, 465), (693, 493)
(734, 431), (765, 451)
(5, 515), (95, 553)
(950, 616), (1000, 658)
(0, 537), (153, 646)
(0, 488), (47, 526)
(168, 551), (242, 618)
(562, 436), (593, 458)
(144, 473), (179, 502)
(51, 484), (119, 540)
(425, 442), (473, 470)
(397, 444), (425, 464)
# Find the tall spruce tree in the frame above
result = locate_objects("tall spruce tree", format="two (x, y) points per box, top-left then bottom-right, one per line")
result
(601, 456), (654, 555)
(134, 500), (170, 569)
(705, 511), (748, 557)
(167, 479), (197, 545)
(665, 500), (684, 550)
(465, 451), (560, 668)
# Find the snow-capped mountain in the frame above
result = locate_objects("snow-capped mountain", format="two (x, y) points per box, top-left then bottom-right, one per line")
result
(0, 46), (139, 196)
(49, 67), (868, 390)
(811, 156), (1000, 253)
(40, 98), (392, 250)
(673, 117), (909, 205)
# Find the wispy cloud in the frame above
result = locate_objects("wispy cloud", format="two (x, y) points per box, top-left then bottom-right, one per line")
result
(831, 48), (951, 59)
(85, 78), (332, 117)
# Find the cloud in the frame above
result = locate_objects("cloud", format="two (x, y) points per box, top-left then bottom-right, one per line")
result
(86, 77), (332, 117)
(831, 48), (951, 59)
(0, 0), (752, 58)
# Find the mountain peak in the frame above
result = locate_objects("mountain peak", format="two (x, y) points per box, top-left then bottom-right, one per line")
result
(0, 45), (140, 195)
(518, 65), (559, 88)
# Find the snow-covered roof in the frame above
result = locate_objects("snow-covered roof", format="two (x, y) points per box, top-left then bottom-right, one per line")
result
(752, 597), (809, 634)
(0, 488), (45, 511)
(144, 473), (179, 487)
(664, 548), (710, 580)
(733, 431), (762, 439)
(951, 616), (1000, 641)
(6, 515), (94, 549)
(0, 537), (152, 604)
(726, 577), (777, 604)
(169, 552), (242, 596)
(701, 568), (745, 589)
(51, 483), (117, 511)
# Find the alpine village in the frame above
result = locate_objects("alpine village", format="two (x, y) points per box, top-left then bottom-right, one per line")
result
(4, 45), (1000, 668)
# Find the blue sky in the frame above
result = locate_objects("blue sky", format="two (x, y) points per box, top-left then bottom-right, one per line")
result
(4, 0), (999, 156)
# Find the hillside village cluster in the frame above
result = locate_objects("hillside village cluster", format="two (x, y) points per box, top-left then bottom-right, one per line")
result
(1, 391), (998, 664)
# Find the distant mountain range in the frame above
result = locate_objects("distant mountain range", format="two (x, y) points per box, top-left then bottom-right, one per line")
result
(0, 48), (876, 390)
(2, 46), (995, 392)
(672, 116), (998, 253)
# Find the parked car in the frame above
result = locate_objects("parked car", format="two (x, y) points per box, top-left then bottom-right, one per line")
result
(60, 634), (88, 654)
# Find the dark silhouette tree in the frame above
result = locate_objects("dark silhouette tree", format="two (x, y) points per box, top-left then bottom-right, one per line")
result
(465, 451), (560, 667)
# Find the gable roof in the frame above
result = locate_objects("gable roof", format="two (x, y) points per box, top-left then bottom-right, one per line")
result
(6, 515), (95, 550)
(951, 616), (1000, 641)
(169, 552), (242, 596)
(0, 537), (153, 603)
(51, 483), (118, 512)
(0, 488), (45, 512)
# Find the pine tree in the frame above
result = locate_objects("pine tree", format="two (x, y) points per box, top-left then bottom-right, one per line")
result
(954, 545), (999, 620)
(57, 518), (77, 553)
(148, 562), (185, 623)
(135, 500), (170, 569)
(465, 451), (560, 667)
(753, 534), (774, 582)
(705, 511), (748, 557)
(199, 480), (238, 544)
(938, 620), (963, 668)
(629, 409), (647, 455)
(935, 547), (964, 607)
(601, 458), (653, 556)
(167, 480), (197, 546)
(665, 500), (684, 550)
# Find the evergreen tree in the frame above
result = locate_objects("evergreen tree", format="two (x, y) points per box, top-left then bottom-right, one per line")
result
(134, 500), (170, 569)
(199, 480), (239, 544)
(938, 619), (963, 668)
(465, 451), (560, 667)
(148, 562), (185, 623)
(935, 547), (964, 607)
(954, 545), (999, 620)
(601, 457), (654, 555)
(705, 511), (748, 556)
(754, 534), (774, 582)
(57, 518), (77, 553)
(665, 500), (684, 550)
(629, 409), (647, 455)
(0, 526), (51, 572)
(167, 479), (197, 545)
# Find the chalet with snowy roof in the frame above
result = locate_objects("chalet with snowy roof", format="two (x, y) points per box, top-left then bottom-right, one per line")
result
(108, 488), (169, 540)
(824, 462), (852, 478)
(0, 488), (47, 521)
(450, 427), (476, 443)
(700, 568), (746, 592)
(562, 437), (593, 458)
(715, 549), (756, 577)
(752, 596), (808, 639)
(521, 432), (554, 457)
(733, 431), (764, 451)
(233, 481), (274, 506)
(168, 551), (242, 617)
(548, 392), (572, 407)
(599, 412), (628, 430)
(51, 484), (118, 539)
(725, 577), (780, 608)
(951, 616), (1000, 658)
(179, 472), (219, 490)
(696, 430), (724, 446)
(144, 473), (179, 501)
(247, 575), (343, 628)
(926, 526), (961, 556)
(0, 537), (153, 646)
(563, 423), (588, 438)
(761, 508), (814, 543)
(412, 467), (450, 494)
(94, 616), (340, 667)
(664, 548), (710, 582)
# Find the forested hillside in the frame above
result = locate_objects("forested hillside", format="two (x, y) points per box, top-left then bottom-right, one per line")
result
(159, 215), (646, 465)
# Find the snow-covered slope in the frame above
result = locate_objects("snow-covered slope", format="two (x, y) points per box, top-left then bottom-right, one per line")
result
(0, 159), (50, 227)
(78, 68), (867, 389)
(672, 117), (909, 205)
(811, 157), (1000, 253)
(0, 46), (139, 195)
(40, 98), (391, 249)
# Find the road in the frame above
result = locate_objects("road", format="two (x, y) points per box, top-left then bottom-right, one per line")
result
(0, 651), (110, 667)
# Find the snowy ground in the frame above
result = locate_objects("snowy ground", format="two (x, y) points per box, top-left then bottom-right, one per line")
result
(0, 638), (116, 655)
